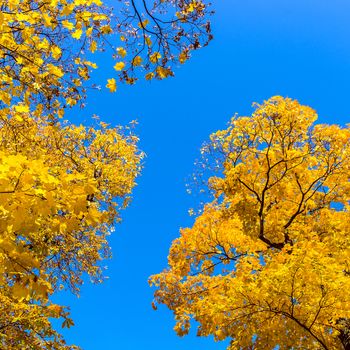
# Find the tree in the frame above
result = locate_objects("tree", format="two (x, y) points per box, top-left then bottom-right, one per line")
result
(0, 0), (212, 119)
(0, 0), (212, 347)
(0, 112), (142, 348)
(150, 97), (350, 350)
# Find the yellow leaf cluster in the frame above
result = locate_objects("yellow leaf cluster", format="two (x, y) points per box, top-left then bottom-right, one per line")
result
(150, 97), (350, 349)
(0, 111), (142, 347)
(0, 0), (212, 94)
(0, 0), (213, 345)
(0, 0), (110, 112)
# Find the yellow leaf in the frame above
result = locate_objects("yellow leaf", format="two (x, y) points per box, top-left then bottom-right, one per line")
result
(51, 46), (62, 60)
(106, 78), (117, 92)
(150, 52), (161, 63)
(62, 20), (74, 31)
(90, 40), (97, 53)
(138, 19), (149, 28)
(156, 66), (172, 79)
(14, 104), (29, 113)
(145, 72), (154, 80)
(61, 4), (74, 16)
(179, 51), (188, 64)
(132, 56), (142, 67)
(72, 29), (83, 40)
(114, 61), (125, 71)
(42, 13), (52, 27)
(13, 284), (30, 301)
(117, 47), (127, 58)
(47, 64), (64, 78)
(66, 97), (77, 106)
(86, 27), (93, 37)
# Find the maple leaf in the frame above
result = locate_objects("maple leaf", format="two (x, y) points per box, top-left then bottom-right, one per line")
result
(106, 78), (117, 92)
(114, 62), (125, 71)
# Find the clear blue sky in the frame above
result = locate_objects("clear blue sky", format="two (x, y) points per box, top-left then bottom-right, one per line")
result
(55, 1), (350, 349)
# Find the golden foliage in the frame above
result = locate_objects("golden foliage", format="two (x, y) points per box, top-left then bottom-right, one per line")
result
(0, 0), (213, 115)
(151, 97), (350, 349)
(0, 0), (151, 343)
(0, 0), (111, 118)
(0, 111), (142, 348)
(114, 0), (212, 84)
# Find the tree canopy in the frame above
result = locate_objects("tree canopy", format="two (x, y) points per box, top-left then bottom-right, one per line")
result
(0, 0), (212, 118)
(0, 112), (142, 348)
(150, 96), (350, 350)
(0, 0), (213, 346)
(1, 0), (217, 345)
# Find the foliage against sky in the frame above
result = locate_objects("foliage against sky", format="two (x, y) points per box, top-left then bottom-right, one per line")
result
(56, 1), (350, 348)
(0, 0), (212, 118)
(0, 114), (141, 348)
(151, 97), (350, 349)
(1, 0), (350, 349)
(0, 0), (212, 347)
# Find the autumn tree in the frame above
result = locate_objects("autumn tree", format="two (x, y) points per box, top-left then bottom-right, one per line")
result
(0, 0), (212, 118)
(151, 97), (350, 350)
(0, 111), (142, 348)
(0, 0), (212, 347)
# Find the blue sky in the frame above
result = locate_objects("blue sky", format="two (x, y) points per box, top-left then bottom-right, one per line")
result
(56, 1), (350, 349)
